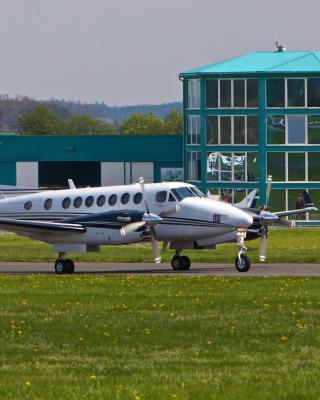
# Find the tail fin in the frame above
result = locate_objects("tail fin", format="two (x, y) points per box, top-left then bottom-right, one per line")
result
(303, 190), (315, 208)
(235, 190), (258, 209)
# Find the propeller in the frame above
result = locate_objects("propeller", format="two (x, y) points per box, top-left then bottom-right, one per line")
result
(121, 177), (179, 264)
(259, 175), (273, 262)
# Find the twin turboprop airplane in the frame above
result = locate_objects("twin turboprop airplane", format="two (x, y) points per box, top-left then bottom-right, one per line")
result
(0, 178), (254, 274)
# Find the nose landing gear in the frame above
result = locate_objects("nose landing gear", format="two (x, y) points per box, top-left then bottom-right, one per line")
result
(235, 229), (251, 272)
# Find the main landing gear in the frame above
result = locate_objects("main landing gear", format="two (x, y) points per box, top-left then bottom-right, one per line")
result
(171, 251), (191, 271)
(235, 229), (251, 272)
(54, 253), (75, 274)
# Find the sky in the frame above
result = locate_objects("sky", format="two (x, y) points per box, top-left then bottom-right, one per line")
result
(0, 0), (320, 106)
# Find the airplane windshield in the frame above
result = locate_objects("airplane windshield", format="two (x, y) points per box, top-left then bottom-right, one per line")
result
(171, 187), (197, 201)
(190, 186), (206, 198)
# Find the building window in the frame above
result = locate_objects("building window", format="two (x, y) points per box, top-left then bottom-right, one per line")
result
(308, 78), (320, 107)
(220, 80), (232, 107)
(233, 116), (246, 144)
(267, 152), (285, 181)
(287, 115), (305, 144)
(287, 78), (305, 107)
(206, 115), (257, 145)
(247, 116), (258, 144)
(187, 79), (200, 109)
(268, 189), (286, 212)
(233, 79), (245, 107)
(288, 153), (305, 181)
(206, 79), (218, 108)
(206, 116), (218, 144)
(187, 152), (201, 181)
(247, 79), (259, 107)
(220, 116), (231, 144)
(267, 115), (285, 144)
(308, 153), (320, 181)
(187, 115), (200, 144)
(206, 152), (258, 182)
(307, 115), (320, 144)
(267, 78), (285, 107)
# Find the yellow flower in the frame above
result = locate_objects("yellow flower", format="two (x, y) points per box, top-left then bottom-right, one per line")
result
(90, 375), (96, 379)
(25, 381), (32, 386)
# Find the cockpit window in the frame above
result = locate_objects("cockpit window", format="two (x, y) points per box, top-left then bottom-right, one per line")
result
(156, 191), (167, 203)
(190, 186), (206, 198)
(168, 193), (176, 202)
(171, 187), (197, 201)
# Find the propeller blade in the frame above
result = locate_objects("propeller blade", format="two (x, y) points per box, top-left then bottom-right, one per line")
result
(162, 241), (170, 252)
(266, 175), (272, 205)
(139, 177), (150, 214)
(151, 229), (161, 264)
(120, 221), (146, 237)
(259, 234), (267, 262)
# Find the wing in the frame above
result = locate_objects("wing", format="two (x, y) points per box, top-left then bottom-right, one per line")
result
(0, 218), (86, 237)
(274, 191), (318, 218)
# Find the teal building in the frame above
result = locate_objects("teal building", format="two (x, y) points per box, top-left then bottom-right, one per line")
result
(180, 49), (320, 210)
(0, 134), (183, 189)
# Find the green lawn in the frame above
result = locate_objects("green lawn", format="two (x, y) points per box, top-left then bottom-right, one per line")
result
(1, 275), (320, 399)
(0, 227), (318, 263)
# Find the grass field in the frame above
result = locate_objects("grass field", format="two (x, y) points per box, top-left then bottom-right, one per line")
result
(0, 227), (318, 263)
(1, 275), (320, 399)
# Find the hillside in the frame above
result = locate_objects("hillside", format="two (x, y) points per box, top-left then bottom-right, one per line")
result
(0, 96), (182, 131)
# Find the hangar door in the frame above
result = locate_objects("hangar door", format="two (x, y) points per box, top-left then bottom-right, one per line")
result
(39, 161), (101, 188)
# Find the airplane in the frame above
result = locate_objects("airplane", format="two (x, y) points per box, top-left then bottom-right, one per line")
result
(0, 178), (254, 274)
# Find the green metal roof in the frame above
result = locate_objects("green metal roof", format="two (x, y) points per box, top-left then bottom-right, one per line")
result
(180, 51), (320, 76)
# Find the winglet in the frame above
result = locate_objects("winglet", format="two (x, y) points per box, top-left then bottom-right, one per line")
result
(68, 179), (76, 190)
(303, 190), (315, 208)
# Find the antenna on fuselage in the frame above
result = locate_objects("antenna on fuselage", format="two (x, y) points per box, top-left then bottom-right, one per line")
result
(68, 179), (76, 189)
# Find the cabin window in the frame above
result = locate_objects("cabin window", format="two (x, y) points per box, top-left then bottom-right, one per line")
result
(73, 197), (82, 208)
(108, 194), (117, 206)
(44, 198), (52, 210)
(133, 192), (143, 204)
(85, 196), (94, 207)
(24, 201), (32, 210)
(62, 197), (71, 209)
(121, 193), (130, 204)
(156, 191), (167, 202)
(97, 195), (106, 207)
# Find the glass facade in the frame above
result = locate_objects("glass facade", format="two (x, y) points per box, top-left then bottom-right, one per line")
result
(184, 69), (320, 211)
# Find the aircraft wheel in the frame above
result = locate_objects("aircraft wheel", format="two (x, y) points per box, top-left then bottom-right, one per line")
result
(171, 255), (190, 271)
(55, 259), (68, 274)
(181, 256), (191, 270)
(235, 254), (251, 272)
(65, 259), (75, 274)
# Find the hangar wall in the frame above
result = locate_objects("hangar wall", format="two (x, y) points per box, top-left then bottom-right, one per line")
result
(0, 135), (182, 188)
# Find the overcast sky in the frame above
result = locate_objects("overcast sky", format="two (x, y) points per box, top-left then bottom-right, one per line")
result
(0, 0), (319, 105)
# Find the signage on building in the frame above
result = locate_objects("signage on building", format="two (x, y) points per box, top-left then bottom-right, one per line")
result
(161, 168), (184, 182)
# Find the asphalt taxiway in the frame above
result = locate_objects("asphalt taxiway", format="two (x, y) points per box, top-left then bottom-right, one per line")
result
(0, 262), (319, 275)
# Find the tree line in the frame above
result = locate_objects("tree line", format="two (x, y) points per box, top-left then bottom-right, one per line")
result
(17, 105), (183, 135)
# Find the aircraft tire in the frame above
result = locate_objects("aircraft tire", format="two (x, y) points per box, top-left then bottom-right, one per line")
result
(235, 254), (251, 272)
(171, 255), (190, 271)
(65, 259), (75, 274)
(55, 259), (69, 274)
(181, 256), (191, 270)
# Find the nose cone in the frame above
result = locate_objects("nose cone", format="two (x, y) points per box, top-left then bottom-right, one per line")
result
(232, 209), (253, 228)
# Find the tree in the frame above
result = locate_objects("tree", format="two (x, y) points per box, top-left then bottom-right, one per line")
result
(118, 112), (166, 134)
(163, 109), (183, 134)
(65, 115), (114, 135)
(17, 105), (64, 135)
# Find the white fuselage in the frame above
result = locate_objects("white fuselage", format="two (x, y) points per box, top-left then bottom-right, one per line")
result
(0, 182), (253, 252)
